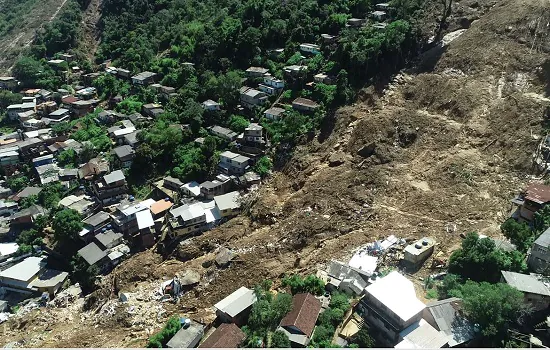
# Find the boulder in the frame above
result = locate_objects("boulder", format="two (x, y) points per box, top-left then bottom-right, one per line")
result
(180, 269), (201, 286)
(357, 142), (376, 158)
(215, 247), (235, 267)
(328, 151), (346, 167)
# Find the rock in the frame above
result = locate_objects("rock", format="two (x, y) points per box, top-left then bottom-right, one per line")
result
(398, 127), (417, 147)
(176, 241), (202, 261)
(180, 269), (201, 286)
(215, 247), (235, 267)
(357, 142), (376, 158)
(328, 151), (346, 167)
(459, 17), (471, 29)
(119, 292), (131, 303)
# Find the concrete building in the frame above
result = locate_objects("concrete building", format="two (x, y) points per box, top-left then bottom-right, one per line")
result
(166, 320), (205, 348)
(208, 125), (239, 141)
(131, 71), (157, 86)
(240, 87), (268, 109)
(112, 199), (155, 236)
(292, 97), (320, 112)
(501, 271), (550, 311)
(528, 227), (550, 275)
(199, 176), (232, 199)
(214, 191), (241, 218)
(299, 43), (321, 54)
(403, 237), (435, 268)
(168, 202), (207, 236)
(93, 170), (128, 205)
(245, 67), (269, 78)
(423, 298), (475, 347)
(113, 145), (135, 169)
(0, 257), (68, 296)
(357, 271), (426, 346)
(394, 319), (450, 349)
(214, 286), (257, 326)
(218, 151), (250, 175)
(264, 107), (286, 121)
(202, 99), (220, 111)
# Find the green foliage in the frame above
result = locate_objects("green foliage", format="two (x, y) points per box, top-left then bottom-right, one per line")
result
(229, 115), (250, 132)
(147, 317), (182, 348)
(248, 290), (292, 333)
(425, 289), (438, 299)
(15, 228), (44, 255)
(52, 209), (82, 242)
(7, 175), (29, 192)
(52, 122), (72, 136)
(328, 292), (350, 311)
(281, 274), (325, 295)
(254, 156), (272, 178)
(71, 254), (100, 292)
(71, 113), (112, 153)
(38, 182), (65, 209)
(437, 273), (462, 299)
(318, 307), (345, 328)
(33, 0), (81, 56)
(350, 328), (375, 348)
(19, 195), (38, 209)
(448, 232), (526, 282)
(311, 325), (335, 346)
(533, 205), (550, 234)
(500, 219), (535, 253)
(57, 149), (79, 168)
(115, 98), (143, 115)
(93, 73), (131, 99)
(270, 330), (290, 348)
(0, 90), (22, 110)
(449, 281), (526, 342)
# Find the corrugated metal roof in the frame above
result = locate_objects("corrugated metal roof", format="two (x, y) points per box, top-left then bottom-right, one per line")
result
(214, 286), (257, 317)
(534, 227), (550, 247)
(0, 257), (45, 281)
(426, 298), (474, 347)
(501, 271), (550, 296)
(396, 319), (449, 349)
(136, 210), (155, 229)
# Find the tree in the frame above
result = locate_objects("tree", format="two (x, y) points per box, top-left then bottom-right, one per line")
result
(500, 219), (535, 252)
(270, 330), (290, 348)
(6, 175), (28, 192)
(350, 328), (375, 348)
(38, 182), (64, 208)
(329, 292), (350, 311)
(57, 149), (79, 168)
(229, 115), (250, 132)
(318, 307), (345, 327)
(12, 56), (43, 87)
(449, 281), (526, 343)
(448, 232), (526, 282)
(52, 209), (83, 242)
(52, 122), (72, 136)
(437, 273), (462, 299)
(254, 156), (272, 178)
(147, 317), (182, 348)
(71, 255), (99, 291)
(533, 205), (550, 234)
(19, 195), (38, 209)
(282, 274), (326, 295)
(0, 90), (22, 109)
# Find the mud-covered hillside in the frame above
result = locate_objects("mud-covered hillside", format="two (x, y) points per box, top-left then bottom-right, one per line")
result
(1, 0), (549, 347)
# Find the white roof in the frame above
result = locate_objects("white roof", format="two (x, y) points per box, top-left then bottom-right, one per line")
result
(0, 243), (19, 256)
(136, 210), (155, 229)
(214, 286), (257, 317)
(366, 271), (425, 323)
(201, 200), (221, 223)
(395, 319), (450, 349)
(120, 199), (154, 216)
(113, 127), (136, 137)
(181, 203), (205, 221)
(349, 253), (378, 275)
(182, 181), (201, 196)
(214, 191), (240, 211)
(0, 257), (45, 282)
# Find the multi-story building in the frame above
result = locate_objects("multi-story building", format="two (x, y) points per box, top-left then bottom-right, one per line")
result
(93, 170), (128, 206)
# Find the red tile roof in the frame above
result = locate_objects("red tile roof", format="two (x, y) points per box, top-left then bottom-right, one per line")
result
(280, 293), (322, 337)
(199, 323), (245, 348)
(524, 183), (550, 204)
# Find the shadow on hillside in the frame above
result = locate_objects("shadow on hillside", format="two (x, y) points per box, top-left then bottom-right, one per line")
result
(416, 43), (449, 73)
(541, 58), (550, 97)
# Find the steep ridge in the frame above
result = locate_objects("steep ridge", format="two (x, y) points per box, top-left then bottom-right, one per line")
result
(1, 0), (549, 346)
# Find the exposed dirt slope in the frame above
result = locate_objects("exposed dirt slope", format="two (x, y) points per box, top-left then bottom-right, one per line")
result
(2, 0), (550, 347)
(0, 0), (70, 74)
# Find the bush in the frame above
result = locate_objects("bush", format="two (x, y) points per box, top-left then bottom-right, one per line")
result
(147, 317), (182, 348)
(281, 274), (325, 295)
(350, 328), (375, 348)
(254, 156), (272, 178)
(270, 330), (290, 348)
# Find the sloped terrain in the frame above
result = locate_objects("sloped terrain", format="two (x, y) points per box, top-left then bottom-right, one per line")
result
(0, 0), (70, 73)
(1, 0), (550, 347)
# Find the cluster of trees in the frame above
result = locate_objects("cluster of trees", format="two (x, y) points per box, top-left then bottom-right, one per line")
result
(448, 232), (526, 283)
(437, 274), (527, 345)
(311, 292), (352, 347)
(242, 281), (293, 347)
(281, 274), (325, 295)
